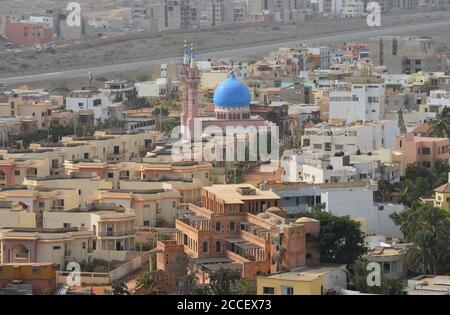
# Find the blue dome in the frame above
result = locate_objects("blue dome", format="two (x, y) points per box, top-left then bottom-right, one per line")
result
(213, 75), (251, 108)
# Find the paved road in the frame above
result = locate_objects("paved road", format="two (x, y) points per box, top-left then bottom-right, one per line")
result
(2, 20), (450, 85)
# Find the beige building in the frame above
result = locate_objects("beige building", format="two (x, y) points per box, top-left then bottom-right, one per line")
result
(0, 96), (60, 129)
(0, 201), (36, 228)
(95, 187), (181, 227)
(43, 203), (136, 253)
(0, 227), (95, 270)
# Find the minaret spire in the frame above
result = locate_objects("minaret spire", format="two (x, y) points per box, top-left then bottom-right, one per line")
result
(183, 40), (189, 65)
(190, 43), (196, 69)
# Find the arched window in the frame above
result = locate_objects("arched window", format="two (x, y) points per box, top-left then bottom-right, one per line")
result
(230, 221), (235, 232)
(215, 241), (221, 253)
(215, 222), (221, 232)
(202, 242), (209, 253)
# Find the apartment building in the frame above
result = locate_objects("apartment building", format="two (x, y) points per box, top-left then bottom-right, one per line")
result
(396, 133), (450, 168)
(0, 131), (156, 186)
(96, 187), (181, 227)
(329, 81), (385, 124)
(65, 90), (123, 122)
(301, 120), (400, 155)
(370, 37), (440, 74)
(44, 203), (136, 255)
(0, 95), (60, 129)
(155, 184), (320, 284)
(282, 148), (404, 184)
(64, 157), (212, 188)
(265, 181), (405, 238)
(4, 20), (53, 46)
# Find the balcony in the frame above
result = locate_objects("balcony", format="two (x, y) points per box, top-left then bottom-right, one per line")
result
(98, 230), (134, 237)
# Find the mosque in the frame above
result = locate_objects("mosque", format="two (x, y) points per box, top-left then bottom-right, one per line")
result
(180, 45), (274, 141)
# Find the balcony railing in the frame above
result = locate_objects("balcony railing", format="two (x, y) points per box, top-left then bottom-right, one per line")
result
(98, 230), (134, 237)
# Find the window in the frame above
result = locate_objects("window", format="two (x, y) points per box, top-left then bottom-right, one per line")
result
(82, 242), (86, 249)
(143, 220), (150, 226)
(39, 201), (45, 208)
(215, 241), (221, 253)
(53, 246), (61, 250)
(230, 221), (236, 232)
(172, 202), (176, 208)
(63, 223), (70, 228)
(325, 143), (332, 151)
(215, 222), (221, 232)
(143, 204), (150, 209)
(156, 204), (161, 214)
(422, 147), (431, 155)
(282, 286), (294, 295)
(202, 242), (209, 253)
(263, 287), (275, 295)
(108, 173), (114, 179)
(15, 170), (20, 176)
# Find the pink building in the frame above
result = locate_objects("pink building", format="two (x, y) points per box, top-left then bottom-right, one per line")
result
(396, 133), (450, 168)
(5, 21), (53, 46)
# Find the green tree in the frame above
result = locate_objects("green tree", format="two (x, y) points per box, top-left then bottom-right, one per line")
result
(349, 259), (404, 295)
(390, 202), (450, 274)
(209, 268), (241, 295)
(299, 211), (367, 266)
(430, 106), (450, 138)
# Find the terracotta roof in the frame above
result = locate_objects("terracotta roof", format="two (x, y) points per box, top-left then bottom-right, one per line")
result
(435, 183), (450, 193)
(413, 123), (431, 134)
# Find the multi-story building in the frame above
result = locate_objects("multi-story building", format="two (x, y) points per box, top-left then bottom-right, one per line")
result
(4, 20), (53, 46)
(0, 95), (60, 129)
(265, 181), (405, 239)
(154, 184), (320, 284)
(329, 81), (385, 124)
(44, 203), (137, 256)
(396, 133), (450, 168)
(302, 120), (400, 155)
(370, 37), (440, 74)
(65, 90), (123, 122)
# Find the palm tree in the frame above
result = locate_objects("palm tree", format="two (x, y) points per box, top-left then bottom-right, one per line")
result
(430, 107), (450, 138)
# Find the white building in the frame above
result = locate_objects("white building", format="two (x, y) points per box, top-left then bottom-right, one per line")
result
(98, 80), (136, 103)
(135, 78), (172, 98)
(29, 15), (54, 29)
(426, 90), (450, 107)
(302, 120), (399, 155)
(65, 90), (123, 122)
(341, 0), (364, 18)
(269, 182), (405, 239)
(329, 83), (385, 124)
